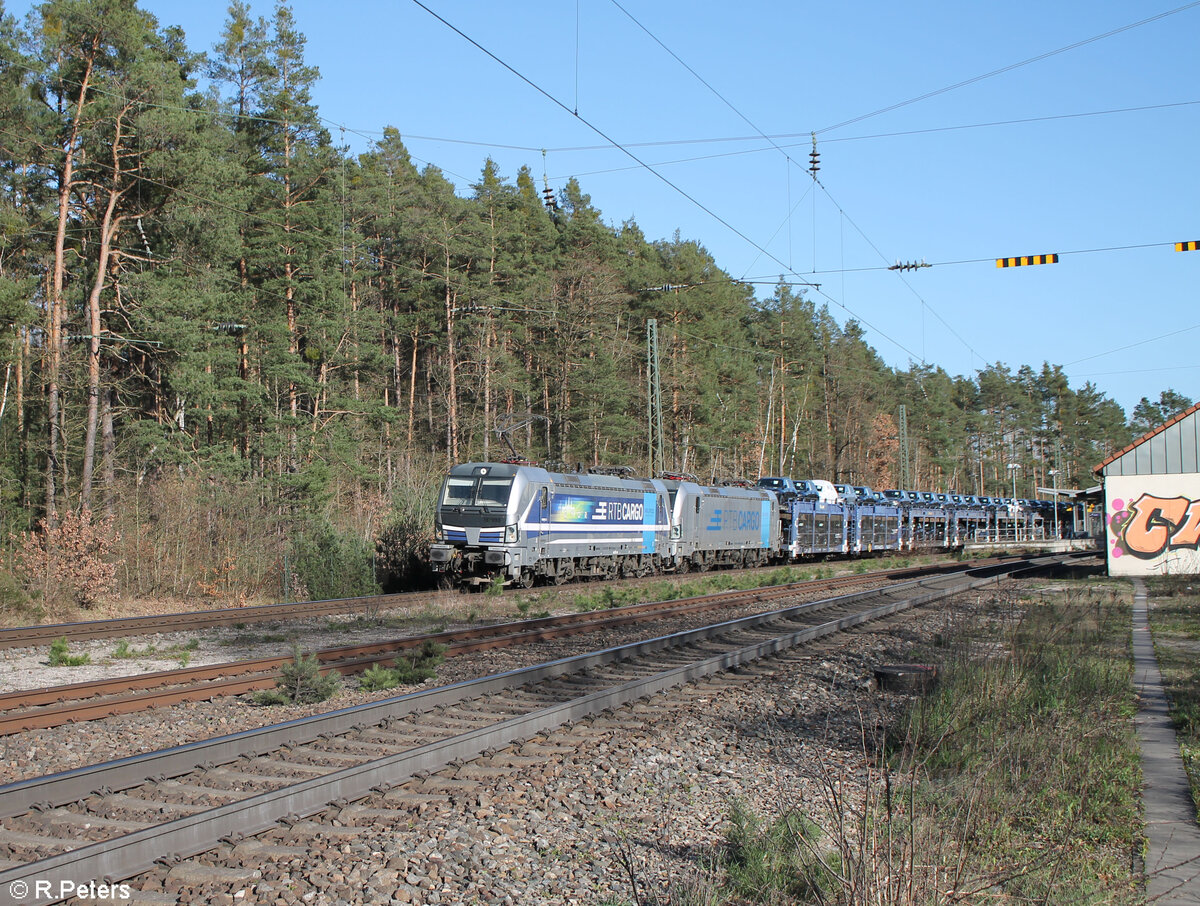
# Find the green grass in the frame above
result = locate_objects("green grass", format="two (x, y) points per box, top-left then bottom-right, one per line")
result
(570, 586), (645, 612)
(47, 637), (90, 667)
(878, 586), (1142, 902)
(721, 800), (835, 902)
(111, 638), (199, 661)
(705, 583), (1144, 905)
(560, 565), (829, 615)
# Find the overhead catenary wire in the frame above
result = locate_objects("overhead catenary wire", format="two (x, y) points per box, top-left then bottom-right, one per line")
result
(589, 0), (1199, 379)
(594, 1), (963, 368)
(6, 115), (1184, 338)
(405, 3), (944, 365)
(540, 96), (1200, 179)
(606, 0), (799, 169)
(16, 1), (1195, 175)
(407, 0), (819, 292)
(594, 0), (977, 368)
(816, 0), (1200, 135)
(1065, 321), (1200, 367)
(22, 11), (1186, 165)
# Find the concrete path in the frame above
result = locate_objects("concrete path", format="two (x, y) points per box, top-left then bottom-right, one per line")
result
(1132, 578), (1200, 903)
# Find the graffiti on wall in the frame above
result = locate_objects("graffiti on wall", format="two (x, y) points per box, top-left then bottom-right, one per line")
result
(1108, 494), (1200, 560)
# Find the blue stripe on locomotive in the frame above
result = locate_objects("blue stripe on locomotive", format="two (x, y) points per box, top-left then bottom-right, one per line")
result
(539, 489), (667, 555)
(549, 492), (652, 527)
(643, 491), (657, 554)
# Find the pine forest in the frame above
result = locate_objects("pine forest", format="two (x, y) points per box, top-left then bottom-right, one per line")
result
(0, 0), (1178, 617)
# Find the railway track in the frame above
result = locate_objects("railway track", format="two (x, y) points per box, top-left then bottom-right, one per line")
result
(0, 592), (425, 651)
(0, 553), (991, 651)
(0, 558), (1022, 735)
(0, 553), (1074, 905)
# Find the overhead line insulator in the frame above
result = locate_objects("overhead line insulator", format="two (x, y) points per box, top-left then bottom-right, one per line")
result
(888, 260), (931, 272)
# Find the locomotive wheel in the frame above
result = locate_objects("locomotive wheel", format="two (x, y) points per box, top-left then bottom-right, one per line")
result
(550, 559), (574, 585)
(676, 557), (690, 574)
(518, 568), (535, 589)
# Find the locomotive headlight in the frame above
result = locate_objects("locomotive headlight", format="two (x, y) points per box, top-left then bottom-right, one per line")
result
(433, 525), (444, 542)
(504, 523), (519, 543)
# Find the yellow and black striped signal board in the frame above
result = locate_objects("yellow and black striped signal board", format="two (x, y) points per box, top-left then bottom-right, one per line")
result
(996, 253), (1059, 268)
(1175, 241), (1200, 252)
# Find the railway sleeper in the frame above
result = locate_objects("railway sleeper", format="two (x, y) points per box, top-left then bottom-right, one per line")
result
(40, 807), (142, 832)
(362, 729), (423, 748)
(448, 764), (511, 781)
(196, 767), (296, 789)
(377, 789), (447, 811)
(307, 738), (407, 758)
(241, 758), (329, 778)
(0, 829), (74, 857)
(277, 820), (368, 841)
(152, 780), (241, 806)
(420, 713), (497, 731)
(280, 747), (366, 768)
(412, 776), (482, 794)
(229, 838), (310, 862)
(163, 862), (260, 892)
(87, 793), (207, 821)
(330, 805), (417, 826)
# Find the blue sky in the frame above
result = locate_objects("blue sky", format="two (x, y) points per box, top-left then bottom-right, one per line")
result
(12, 0), (1200, 415)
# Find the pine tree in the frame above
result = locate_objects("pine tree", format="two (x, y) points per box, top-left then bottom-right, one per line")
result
(235, 2), (345, 492)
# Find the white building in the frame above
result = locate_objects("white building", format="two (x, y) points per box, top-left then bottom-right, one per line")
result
(1095, 400), (1200, 577)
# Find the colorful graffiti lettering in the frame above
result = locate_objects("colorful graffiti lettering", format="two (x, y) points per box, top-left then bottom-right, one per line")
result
(1108, 494), (1200, 560)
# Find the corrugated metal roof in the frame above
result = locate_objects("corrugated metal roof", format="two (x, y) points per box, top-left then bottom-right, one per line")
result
(1094, 399), (1200, 476)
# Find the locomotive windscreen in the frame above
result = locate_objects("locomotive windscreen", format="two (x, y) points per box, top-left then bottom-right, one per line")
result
(440, 475), (513, 508)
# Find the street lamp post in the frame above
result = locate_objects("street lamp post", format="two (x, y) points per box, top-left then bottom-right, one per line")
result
(1048, 469), (1060, 540)
(1006, 463), (1020, 541)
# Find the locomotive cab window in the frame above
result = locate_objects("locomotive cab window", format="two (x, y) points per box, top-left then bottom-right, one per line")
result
(440, 476), (514, 508)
